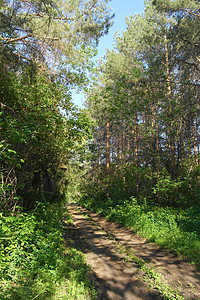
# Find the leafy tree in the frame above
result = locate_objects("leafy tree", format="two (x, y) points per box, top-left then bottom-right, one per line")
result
(0, 0), (114, 210)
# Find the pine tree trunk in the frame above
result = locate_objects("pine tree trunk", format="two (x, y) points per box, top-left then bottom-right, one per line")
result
(134, 115), (139, 194)
(164, 34), (176, 179)
(106, 121), (110, 197)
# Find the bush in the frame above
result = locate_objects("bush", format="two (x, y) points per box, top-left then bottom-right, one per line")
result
(0, 202), (96, 299)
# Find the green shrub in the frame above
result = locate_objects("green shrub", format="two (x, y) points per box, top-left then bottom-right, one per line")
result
(0, 202), (96, 299)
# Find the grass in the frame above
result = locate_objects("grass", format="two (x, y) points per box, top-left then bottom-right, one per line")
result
(79, 197), (200, 269)
(0, 202), (97, 299)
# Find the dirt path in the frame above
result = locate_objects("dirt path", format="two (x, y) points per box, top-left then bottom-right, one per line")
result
(66, 204), (200, 300)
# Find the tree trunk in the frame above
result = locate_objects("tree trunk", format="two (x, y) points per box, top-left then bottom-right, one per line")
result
(106, 121), (110, 197)
(134, 115), (139, 194)
(164, 34), (176, 179)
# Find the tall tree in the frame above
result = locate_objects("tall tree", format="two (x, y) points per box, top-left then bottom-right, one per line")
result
(82, 0), (200, 207)
(0, 0), (113, 68)
(0, 0), (114, 210)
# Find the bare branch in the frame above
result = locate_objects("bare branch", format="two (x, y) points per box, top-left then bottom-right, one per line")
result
(180, 37), (200, 48)
(177, 58), (200, 72)
(35, 13), (75, 21)
(185, 9), (200, 18)
(2, 34), (31, 44)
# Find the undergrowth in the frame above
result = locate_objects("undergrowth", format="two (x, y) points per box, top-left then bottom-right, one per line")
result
(79, 197), (200, 269)
(0, 202), (96, 299)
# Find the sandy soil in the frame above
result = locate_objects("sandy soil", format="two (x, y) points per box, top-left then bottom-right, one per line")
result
(66, 204), (200, 300)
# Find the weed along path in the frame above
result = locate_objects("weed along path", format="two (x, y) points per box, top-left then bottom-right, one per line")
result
(66, 204), (200, 300)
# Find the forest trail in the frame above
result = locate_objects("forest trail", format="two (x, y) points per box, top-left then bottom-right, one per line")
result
(66, 204), (200, 300)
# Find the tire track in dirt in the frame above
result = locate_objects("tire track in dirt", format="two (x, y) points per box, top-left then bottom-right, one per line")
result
(67, 204), (161, 300)
(66, 204), (200, 300)
(77, 206), (200, 300)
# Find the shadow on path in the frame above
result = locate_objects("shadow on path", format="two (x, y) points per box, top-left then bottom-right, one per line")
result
(77, 205), (200, 300)
(66, 207), (161, 300)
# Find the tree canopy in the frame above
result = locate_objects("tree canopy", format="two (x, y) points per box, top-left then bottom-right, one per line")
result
(0, 0), (113, 210)
(81, 0), (200, 207)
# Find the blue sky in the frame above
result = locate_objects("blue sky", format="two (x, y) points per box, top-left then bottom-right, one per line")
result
(72, 0), (144, 107)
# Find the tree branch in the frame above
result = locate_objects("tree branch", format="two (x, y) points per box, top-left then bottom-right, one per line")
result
(2, 34), (31, 44)
(185, 9), (200, 18)
(180, 37), (200, 48)
(36, 13), (75, 21)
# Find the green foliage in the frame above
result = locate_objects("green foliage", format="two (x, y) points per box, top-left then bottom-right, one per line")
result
(80, 161), (200, 209)
(0, 0), (113, 71)
(79, 197), (200, 269)
(0, 1), (114, 298)
(0, 0), (115, 212)
(0, 70), (72, 209)
(0, 203), (97, 299)
(83, 0), (200, 214)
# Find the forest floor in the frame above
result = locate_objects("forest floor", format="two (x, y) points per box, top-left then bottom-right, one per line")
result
(65, 204), (200, 300)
